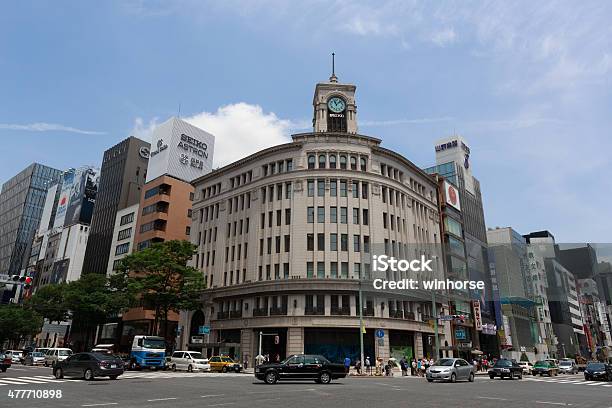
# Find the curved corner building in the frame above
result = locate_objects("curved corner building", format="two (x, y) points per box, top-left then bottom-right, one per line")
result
(184, 73), (448, 366)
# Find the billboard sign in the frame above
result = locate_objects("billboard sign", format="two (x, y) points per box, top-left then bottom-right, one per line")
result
(443, 180), (461, 211)
(64, 167), (98, 226)
(53, 170), (75, 228)
(145, 117), (215, 183)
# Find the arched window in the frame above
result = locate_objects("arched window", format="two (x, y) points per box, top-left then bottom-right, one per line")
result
(350, 156), (357, 170)
(340, 155), (347, 169)
(360, 157), (367, 171)
(308, 154), (316, 169)
(319, 154), (326, 169)
(329, 155), (337, 169)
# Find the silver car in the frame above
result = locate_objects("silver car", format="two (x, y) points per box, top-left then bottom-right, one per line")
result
(426, 358), (475, 383)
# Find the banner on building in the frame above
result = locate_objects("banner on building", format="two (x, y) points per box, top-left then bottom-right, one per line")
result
(443, 180), (461, 211)
(472, 300), (482, 331)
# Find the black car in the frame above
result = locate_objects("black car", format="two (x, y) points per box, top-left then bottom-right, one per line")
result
(255, 354), (346, 384)
(488, 359), (523, 380)
(584, 362), (612, 381)
(53, 352), (124, 381)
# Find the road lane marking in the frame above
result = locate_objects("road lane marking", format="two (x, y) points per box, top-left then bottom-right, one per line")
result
(207, 404), (235, 407)
(0, 379), (31, 385)
(147, 397), (178, 402)
(82, 404), (119, 407)
(536, 402), (572, 406)
(201, 394), (226, 398)
(478, 397), (508, 401)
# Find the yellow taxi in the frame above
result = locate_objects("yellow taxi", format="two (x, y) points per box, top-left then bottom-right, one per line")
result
(208, 355), (242, 373)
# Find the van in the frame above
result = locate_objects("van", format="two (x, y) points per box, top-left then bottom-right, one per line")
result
(169, 351), (210, 372)
(44, 348), (73, 367)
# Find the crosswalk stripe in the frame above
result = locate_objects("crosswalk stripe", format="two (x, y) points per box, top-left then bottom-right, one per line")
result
(0, 379), (31, 385)
(19, 376), (64, 383)
(7, 378), (49, 384)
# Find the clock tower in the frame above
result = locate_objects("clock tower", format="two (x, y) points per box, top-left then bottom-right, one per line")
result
(312, 62), (358, 134)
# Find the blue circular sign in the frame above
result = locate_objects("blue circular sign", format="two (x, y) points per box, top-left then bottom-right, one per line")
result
(375, 329), (385, 338)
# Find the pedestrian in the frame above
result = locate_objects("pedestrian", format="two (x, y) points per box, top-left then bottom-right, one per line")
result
(365, 356), (371, 375)
(355, 359), (362, 375)
(386, 359), (394, 376)
(243, 356), (249, 369)
(344, 356), (351, 374)
(411, 358), (417, 376)
(417, 358), (422, 376)
(400, 357), (408, 376)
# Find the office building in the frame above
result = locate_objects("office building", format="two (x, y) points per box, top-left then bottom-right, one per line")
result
(0, 163), (62, 303)
(82, 137), (149, 275)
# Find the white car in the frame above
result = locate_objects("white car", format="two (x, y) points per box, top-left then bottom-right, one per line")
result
(6, 350), (23, 364)
(169, 351), (210, 372)
(44, 348), (73, 367)
(518, 361), (534, 375)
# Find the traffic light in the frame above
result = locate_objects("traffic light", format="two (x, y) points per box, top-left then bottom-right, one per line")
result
(23, 276), (33, 289)
(452, 314), (465, 323)
(9, 275), (33, 288)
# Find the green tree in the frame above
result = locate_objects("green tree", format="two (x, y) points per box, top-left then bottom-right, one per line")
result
(0, 304), (43, 348)
(116, 240), (204, 337)
(28, 283), (70, 324)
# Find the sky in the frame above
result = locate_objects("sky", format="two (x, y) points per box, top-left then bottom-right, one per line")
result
(1, 1), (611, 243)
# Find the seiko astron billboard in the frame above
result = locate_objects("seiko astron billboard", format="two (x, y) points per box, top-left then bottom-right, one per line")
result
(145, 117), (215, 183)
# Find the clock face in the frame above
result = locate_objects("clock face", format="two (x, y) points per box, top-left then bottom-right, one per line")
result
(327, 97), (346, 113)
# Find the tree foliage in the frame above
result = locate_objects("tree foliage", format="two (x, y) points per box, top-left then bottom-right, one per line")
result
(27, 283), (70, 324)
(116, 240), (204, 336)
(0, 304), (43, 348)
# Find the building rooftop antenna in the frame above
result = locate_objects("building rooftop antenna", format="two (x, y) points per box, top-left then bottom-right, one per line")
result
(329, 52), (338, 83)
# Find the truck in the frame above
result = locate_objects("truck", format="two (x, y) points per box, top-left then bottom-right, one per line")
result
(129, 335), (166, 370)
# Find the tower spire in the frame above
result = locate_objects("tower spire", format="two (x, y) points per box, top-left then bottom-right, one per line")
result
(329, 52), (338, 83)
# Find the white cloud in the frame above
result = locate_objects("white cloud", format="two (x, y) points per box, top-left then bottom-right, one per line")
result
(430, 27), (456, 47)
(0, 122), (105, 135)
(131, 103), (295, 168)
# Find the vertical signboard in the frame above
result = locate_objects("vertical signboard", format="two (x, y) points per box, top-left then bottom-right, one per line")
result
(472, 300), (482, 331)
(53, 170), (75, 228)
(444, 181), (461, 211)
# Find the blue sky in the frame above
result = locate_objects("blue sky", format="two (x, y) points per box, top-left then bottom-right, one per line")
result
(1, 1), (611, 242)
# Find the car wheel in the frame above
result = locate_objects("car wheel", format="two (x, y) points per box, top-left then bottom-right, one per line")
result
(44, 361), (48, 367)
(54, 368), (64, 379)
(221, 366), (228, 373)
(188, 365), (193, 373)
(450, 373), (456, 383)
(518, 372), (523, 380)
(1, 367), (6, 373)
(171, 364), (176, 372)
(130, 361), (139, 371)
(469, 373), (474, 382)
(489, 374), (495, 379)
(109, 375), (118, 380)
(264, 371), (278, 384)
(427, 378), (433, 382)
(319, 371), (332, 384)
(84, 368), (94, 381)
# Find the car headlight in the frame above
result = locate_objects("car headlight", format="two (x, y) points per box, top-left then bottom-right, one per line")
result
(502, 368), (510, 372)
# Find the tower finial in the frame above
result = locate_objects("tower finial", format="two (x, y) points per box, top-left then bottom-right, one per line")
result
(329, 52), (338, 83)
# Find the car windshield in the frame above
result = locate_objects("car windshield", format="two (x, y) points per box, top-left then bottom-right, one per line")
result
(535, 361), (549, 367)
(434, 359), (455, 366)
(32, 352), (43, 357)
(559, 361), (572, 366)
(188, 352), (203, 359)
(221, 357), (234, 363)
(143, 338), (165, 349)
(58, 350), (72, 356)
(495, 360), (513, 367)
(587, 363), (605, 370)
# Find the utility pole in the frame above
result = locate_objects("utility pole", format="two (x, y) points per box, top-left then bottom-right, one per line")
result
(359, 278), (364, 373)
(432, 290), (440, 359)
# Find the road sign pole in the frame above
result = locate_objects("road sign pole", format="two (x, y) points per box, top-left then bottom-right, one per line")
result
(432, 290), (440, 359)
(359, 277), (364, 374)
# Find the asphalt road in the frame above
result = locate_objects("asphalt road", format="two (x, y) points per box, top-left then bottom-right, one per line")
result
(1, 365), (610, 408)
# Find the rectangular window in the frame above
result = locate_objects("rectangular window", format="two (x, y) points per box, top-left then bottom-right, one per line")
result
(261, 213), (265, 229)
(354, 263), (361, 279)
(362, 183), (368, 199)
(285, 182), (292, 199)
(340, 180), (347, 197)
(330, 233), (338, 251)
(444, 216), (463, 237)
(354, 235), (360, 252)
(340, 207), (347, 224)
(317, 262), (325, 278)
(330, 262), (338, 278)
(307, 207), (314, 223)
(383, 212), (388, 229)
(120, 212), (134, 226)
(307, 180), (315, 197)
(284, 235), (290, 252)
(341, 234), (348, 251)
(287, 159), (293, 171)
(307, 234), (314, 251)
(276, 184), (282, 200)
(317, 179), (325, 196)
(330, 179), (337, 197)
(330, 207), (337, 223)
(352, 181), (359, 198)
(266, 265), (271, 280)
(268, 211), (273, 228)
(283, 263), (289, 279)
(307, 262), (314, 278)
(317, 206), (325, 223)
(363, 209), (369, 225)
(117, 227), (132, 241)
(276, 209), (281, 226)
(275, 236), (281, 253)
(115, 243), (130, 256)
(260, 239), (264, 256)
(317, 233), (325, 251)
(275, 264), (280, 279)
(352, 208), (359, 224)
(341, 262), (348, 278)
(267, 237), (272, 254)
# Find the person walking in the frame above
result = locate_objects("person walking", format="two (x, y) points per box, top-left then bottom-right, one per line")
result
(411, 358), (417, 376)
(417, 359), (422, 376)
(365, 356), (371, 375)
(400, 357), (408, 376)
(344, 356), (351, 375)
(355, 359), (362, 375)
